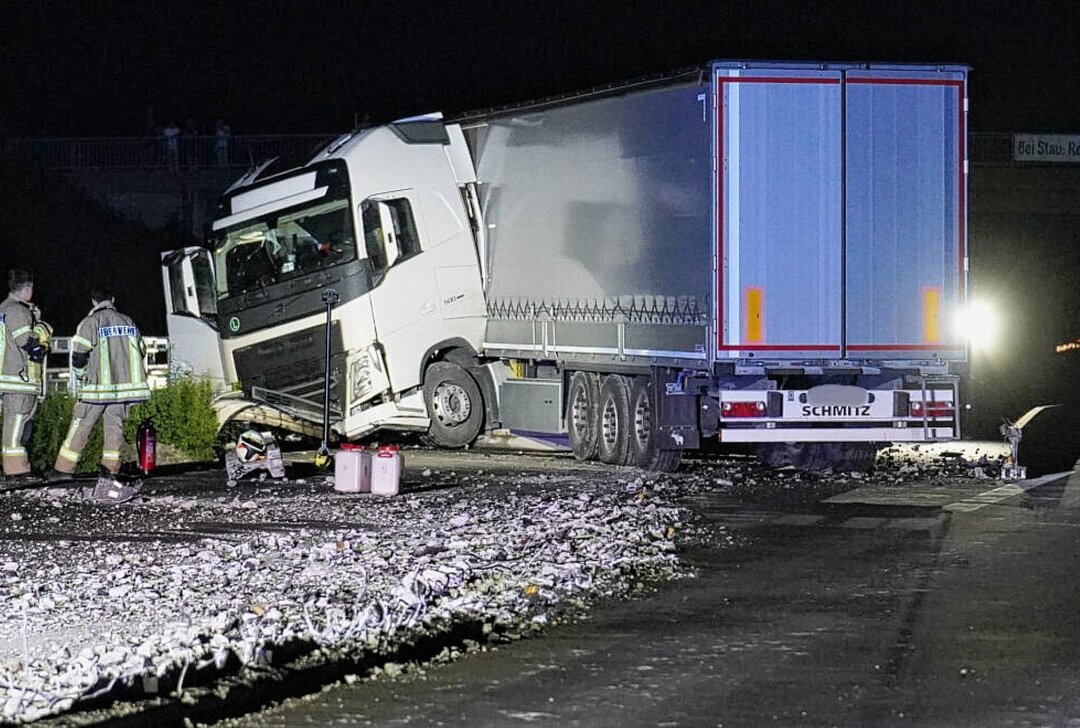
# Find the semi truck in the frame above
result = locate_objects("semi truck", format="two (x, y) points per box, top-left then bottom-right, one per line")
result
(162, 60), (970, 471)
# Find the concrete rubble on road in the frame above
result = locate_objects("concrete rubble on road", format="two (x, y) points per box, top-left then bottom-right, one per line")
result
(0, 447), (1000, 723)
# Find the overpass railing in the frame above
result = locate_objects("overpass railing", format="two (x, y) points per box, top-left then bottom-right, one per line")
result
(3, 134), (336, 171)
(0, 131), (1028, 170)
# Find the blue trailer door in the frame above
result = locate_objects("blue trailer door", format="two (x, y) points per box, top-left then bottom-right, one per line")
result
(715, 67), (844, 359)
(844, 69), (967, 359)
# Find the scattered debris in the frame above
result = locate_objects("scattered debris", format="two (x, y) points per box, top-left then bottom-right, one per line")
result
(0, 447), (995, 722)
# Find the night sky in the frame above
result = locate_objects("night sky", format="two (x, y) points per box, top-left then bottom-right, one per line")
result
(2, 1), (1079, 137)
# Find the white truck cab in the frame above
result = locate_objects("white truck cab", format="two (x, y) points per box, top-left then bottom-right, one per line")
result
(163, 117), (491, 444)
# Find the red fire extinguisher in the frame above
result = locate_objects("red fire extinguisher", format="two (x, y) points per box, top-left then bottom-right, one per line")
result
(136, 420), (156, 475)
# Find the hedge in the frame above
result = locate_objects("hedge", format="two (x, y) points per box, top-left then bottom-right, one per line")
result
(19, 377), (218, 474)
(27, 392), (103, 474)
(123, 378), (219, 461)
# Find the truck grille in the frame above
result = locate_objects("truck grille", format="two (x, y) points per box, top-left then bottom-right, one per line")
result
(233, 322), (345, 422)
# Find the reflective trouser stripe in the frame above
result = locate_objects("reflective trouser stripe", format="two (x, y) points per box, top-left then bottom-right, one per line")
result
(4, 414), (28, 461)
(57, 417), (83, 465)
(2, 393), (37, 475)
(54, 403), (130, 475)
(8, 414), (23, 448)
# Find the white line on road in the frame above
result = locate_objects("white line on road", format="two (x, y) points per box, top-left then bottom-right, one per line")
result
(943, 472), (1076, 513)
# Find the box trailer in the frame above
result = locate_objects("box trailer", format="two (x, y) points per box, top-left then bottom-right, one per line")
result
(162, 60), (970, 470)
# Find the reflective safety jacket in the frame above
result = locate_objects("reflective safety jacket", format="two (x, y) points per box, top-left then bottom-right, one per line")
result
(0, 295), (43, 395)
(72, 301), (151, 403)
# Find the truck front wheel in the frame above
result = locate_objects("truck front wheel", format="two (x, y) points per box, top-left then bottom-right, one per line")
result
(423, 362), (484, 449)
(567, 371), (601, 461)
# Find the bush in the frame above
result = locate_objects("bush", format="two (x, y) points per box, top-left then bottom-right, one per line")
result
(123, 378), (218, 460)
(26, 392), (103, 474)
(18, 378), (217, 474)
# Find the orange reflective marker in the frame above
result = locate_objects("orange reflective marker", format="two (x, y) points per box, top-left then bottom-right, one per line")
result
(745, 286), (764, 344)
(922, 286), (941, 344)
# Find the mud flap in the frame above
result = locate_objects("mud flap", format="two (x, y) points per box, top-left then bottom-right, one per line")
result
(653, 368), (699, 450)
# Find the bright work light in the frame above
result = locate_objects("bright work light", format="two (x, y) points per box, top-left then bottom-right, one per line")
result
(954, 299), (999, 353)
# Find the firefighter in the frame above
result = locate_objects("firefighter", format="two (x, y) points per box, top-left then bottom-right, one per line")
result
(45, 285), (151, 500)
(0, 270), (49, 483)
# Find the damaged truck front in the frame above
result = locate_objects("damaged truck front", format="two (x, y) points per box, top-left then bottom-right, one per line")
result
(163, 60), (971, 471)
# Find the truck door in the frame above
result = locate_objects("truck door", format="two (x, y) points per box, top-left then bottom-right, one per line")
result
(715, 67), (844, 358)
(361, 191), (443, 392)
(161, 247), (226, 384)
(844, 70), (967, 359)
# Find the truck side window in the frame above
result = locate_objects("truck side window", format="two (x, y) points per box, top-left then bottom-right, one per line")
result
(361, 196), (422, 277)
(384, 199), (421, 259)
(361, 201), (387, 272)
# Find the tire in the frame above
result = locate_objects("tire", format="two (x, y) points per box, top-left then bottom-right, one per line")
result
(627, 376), (681, 471)
(597, 374), (632, 465)
(566, 371), (601, 461)
(422, 362), (484, 449)
(647, 448), (683, 473)
(756, 442), (878, 472)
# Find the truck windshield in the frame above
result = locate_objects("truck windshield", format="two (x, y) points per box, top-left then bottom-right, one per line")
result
(213, 195), (355, 300)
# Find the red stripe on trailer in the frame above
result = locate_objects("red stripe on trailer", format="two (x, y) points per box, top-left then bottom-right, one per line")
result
(716, 77), (723, 353)
(718, 344), (841, 352)
(848, 344), (965, 351)
(715, 77), (841, 85)
(846, 78), (963, 87)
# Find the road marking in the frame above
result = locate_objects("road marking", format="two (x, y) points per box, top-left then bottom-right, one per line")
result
(943, 472), (1075, 513)
(840, 517), (888, 529)
(771, 514), (826, 527)
(884, 516), (944, 531)
(702, 511), (942, 534)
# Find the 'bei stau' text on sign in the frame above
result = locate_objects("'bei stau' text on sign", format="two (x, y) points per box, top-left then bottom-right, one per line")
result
(1014, 134), (1080, 163)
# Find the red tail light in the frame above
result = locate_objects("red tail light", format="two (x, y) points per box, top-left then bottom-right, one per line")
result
(910, 401), (954, 417)
(722, 401), (767, 418)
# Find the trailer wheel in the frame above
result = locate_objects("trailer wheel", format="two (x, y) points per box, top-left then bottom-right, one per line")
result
(423, 362), (484, 449)
(597, 374), (632, 465)
(649, 449), (683, 473)
(567, 371), (601, 461)
(628, 377), (681, 471)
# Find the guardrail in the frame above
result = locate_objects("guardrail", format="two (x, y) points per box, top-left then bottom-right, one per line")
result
(43, 337), (170, 394)
(4, 135), (336, 171)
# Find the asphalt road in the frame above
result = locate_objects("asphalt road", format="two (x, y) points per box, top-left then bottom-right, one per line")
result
(230, 462), (1080, 728)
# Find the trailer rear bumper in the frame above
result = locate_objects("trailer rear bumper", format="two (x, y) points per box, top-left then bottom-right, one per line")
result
(706, 384), (958, 444)
(716, 427), (955, 443)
